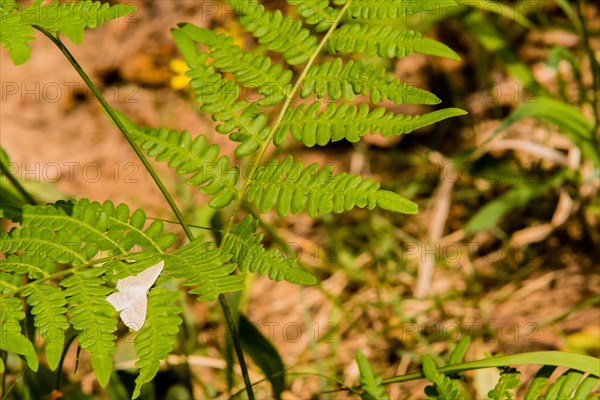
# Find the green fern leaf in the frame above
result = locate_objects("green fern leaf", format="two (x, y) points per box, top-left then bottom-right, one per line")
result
(488, 367), (521, 400)
(61, 267), (117, 387)
(0, 0), (134, 65)
(422, 355), (462, 400)
(246, 156), (418, 216)
(23, 284), (69, 370)
(0, 297), (38, 372)
(114, 111), (240, 209)
(223, 215), (315, 284)
(132, 289), (183, 399)
(328, 24), (460, 60)
(572, 374), (599, 399)
(274, 103), (466, 146)
(288, 0), (339, 32)
(227, 0), (318, 65)
(20, 200), (176, 254)
(181, 26), (293, 107)
(338, 0), (458, 21)
(166, 238), (244, 301)
(356, 351), (390, 400)
(0, 227), (89, 277)
(302, 58), (441, 105)
(524, 365), (556, 400)
(173, 24), (270, 157)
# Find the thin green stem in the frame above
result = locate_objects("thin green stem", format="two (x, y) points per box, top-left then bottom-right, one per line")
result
(34, 26), (254, 399)
(0, 157), (37, 205)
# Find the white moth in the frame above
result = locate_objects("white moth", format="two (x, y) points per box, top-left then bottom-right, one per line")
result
(105, 260), (164, 332)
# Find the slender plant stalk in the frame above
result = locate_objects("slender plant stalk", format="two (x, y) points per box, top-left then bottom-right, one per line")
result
(0, 157), (37, 205)
(33, 26), (255, 400)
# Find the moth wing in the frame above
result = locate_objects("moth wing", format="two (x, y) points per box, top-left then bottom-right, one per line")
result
(119, 292), (148, 332)
(116, 260), (164, 291)
(106, 290), (133, 312)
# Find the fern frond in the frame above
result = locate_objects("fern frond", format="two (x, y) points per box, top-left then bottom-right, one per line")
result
(288, 0), (339, 32)
(302, 58), (441, 105)
(422, 355), (462, 400)
(173, 25), (270, 157)
(115, 111), (240, 209)
(0, 0), (134, 65)
(524, 365), (556, 400)
(246, 156), (418, 216)
(328, 24), (460, 60)
(356, 351), (390, 400)
(0, 297), (38, 372)
(274, 103), (467, 147)
(23, 284), (69, 370)
(132, 289), (183, 399)
(544, 369), (585, 399)
(166, 238), (244, 301)
(227, 0), (318, 65)
(182, 27), (293, 107)
(488, 367), (521, 400)
(60, 267), (117, 387)
(223, 215), (315, 284)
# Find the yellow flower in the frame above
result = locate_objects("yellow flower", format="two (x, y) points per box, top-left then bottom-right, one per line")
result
(169, 58), (191, 90)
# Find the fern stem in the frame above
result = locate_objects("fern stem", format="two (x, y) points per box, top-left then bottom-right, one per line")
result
(0, 158), (37, 205)
(33, 26), (195, 240)
(220, 0), (353, 247)
(33, 26), (256, 400)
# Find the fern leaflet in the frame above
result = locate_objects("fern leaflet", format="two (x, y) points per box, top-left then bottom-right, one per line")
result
(289, 0), (338, 32)
(23, 284), (70, 370)
(488, 367), (521, 400)
(223, 215), (315, 284)
(302, 58), (441, 105)
(274, 103), (466, 146)
(340, 0), (458, 21)
(61, 267), (117, 387)
(246, 156), (418, 217)
(422, 355), (463, 400)
(328, 24), (460, 60)
(132, 289), (183, 399)
(226, 0), (318, 65)
(0, 297), (38, 372)
(0, 0), (134, 65)
(356, 351), (390, 400)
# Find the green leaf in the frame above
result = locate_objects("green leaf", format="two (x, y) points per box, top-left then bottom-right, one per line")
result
(275, 103), (466, 147)
(356, 351), (389, 400)
(0, 297), (38, 372)
(132, 289), (183, 399)
(328, 24), (460, 60)
(239, 315), (286, 399)
(488, 367), (520, 400)
(524, 365), (556, 400)
(499, 96), (599, 167)
(421, 355), (462, 400)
